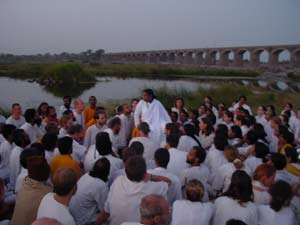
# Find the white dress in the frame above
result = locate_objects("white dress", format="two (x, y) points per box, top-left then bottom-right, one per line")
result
(252, 180), (271, 205)
(258, 205), (295, 225)
(213, 196), (258, 225)
(167, 148), (189, 178)
(177, 135), (201, 153)
(171, 200), (213, 225)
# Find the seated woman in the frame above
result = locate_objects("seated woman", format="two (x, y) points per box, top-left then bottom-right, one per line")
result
(171, 180), (213, 225)
(212, 170), (258, 225)
(228, 125), (243, 147)
(177, 124), (201, 153)
(258, 180), (295, 225)
(252, 164), (275, 205)
(199, 117), (214, 150)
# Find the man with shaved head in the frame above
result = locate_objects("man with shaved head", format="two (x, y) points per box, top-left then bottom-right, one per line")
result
(37, 168), (77, 225)
(121, 194), (169, 225)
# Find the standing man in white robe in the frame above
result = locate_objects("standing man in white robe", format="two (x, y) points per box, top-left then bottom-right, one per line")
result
(134, 89), (171, 144)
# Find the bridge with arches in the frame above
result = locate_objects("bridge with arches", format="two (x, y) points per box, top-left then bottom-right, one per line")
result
(104, 44), (300, 70)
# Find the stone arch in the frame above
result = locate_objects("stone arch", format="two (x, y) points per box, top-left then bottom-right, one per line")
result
(269, 48), (290, 65)
(234, 49), (250, 67)
(195, 51), (205, 65)
(220, 49), (234, 66)
(291, 48), (300, 67)
(206, 50), (219, 65)
(251, 48), (269, 66)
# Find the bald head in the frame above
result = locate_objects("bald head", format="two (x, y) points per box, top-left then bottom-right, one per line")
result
(74, 99), (84, 112)
(31, 218), (62, 225)
(140, 195), (169, 225)
(52, 168), (77, 196)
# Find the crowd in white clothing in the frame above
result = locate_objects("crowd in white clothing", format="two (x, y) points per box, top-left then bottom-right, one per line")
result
(0, 90), (300, 225)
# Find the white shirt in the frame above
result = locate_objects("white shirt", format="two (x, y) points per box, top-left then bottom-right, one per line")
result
(104, 128), (120, 154)
(129, 137), (159, 163)
(73, 111), (85, 129)
(104, 175), (168, 225)
(204, 144), (227, 176)
(167, 148), (189, 178)
(212, 163), (249, 195)
(172, 200), (213, 225)
(37, 192), (75, 225)
(275, 170), (299, 186)
(258, 205), (295, 225)
(199, 132), (214, 150)
(6, 116), (25, 128)
(0, 140), (13, 170)
(15, 167), (28, 193)
(244, 156), (263, 177)
(233, 103), (252, 115)
(118, 114), (133, 148)
(84, 145), (123, 178)
(180, 165), (210, 201)
(70, 173), (109, 225)
(177, 135), (201, 153)
(134, 99), (171, 143)
(58, 127), (68, 138)
(213, 196), (258, 225)
(20, 122), (43, 144)
(252, 180), (271, 205)
(9, 146), (23, 190)
(148, 167), (182, 205)
(83, 124), (107, 149)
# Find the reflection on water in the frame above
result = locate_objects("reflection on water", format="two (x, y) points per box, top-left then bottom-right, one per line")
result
(0, 77), (200, 109)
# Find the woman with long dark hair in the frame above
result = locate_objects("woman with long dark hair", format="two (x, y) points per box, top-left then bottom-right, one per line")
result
(213, 170), (257, 225)
(177, 124), (201, 153)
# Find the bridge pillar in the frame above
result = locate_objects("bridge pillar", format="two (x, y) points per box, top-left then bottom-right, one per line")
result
(184, 52), (194, 64)
(175, 52), (184, 64)
(234, 51), (243, 67)
(291, 49), (300, 67)
(220, 52), (229, 66)
(250, 51), (260, 67)
(194, 52), (204, 65)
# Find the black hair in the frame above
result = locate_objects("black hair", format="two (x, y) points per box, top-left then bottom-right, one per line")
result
(245, 130), (258, 145)
(95, 132), (112, 156)
(223, 170), (253, 204)
(41, 133), (58, 151)
(67, 124), (83, 135)
(125, 156), (146, 182)
(89, 157), (110, 182)
(253, 123), (268, 144)
(24, 108), (36, 123)
(285, 147), (299, 163)
(214, 133), (228, 151)
(13, 129), (30, 148)
(216, 124), (228, 136)
(166, 134), (179, 148)
(63, 96), (72, 101)
(254, 142), (269, 160)
(270, 180), (293, 212)
(226, 220), (247, 225)
(20, 146), (45, 169)
(154, 148), (170, 168)
(108, 116), (121, 129)
(183, 124), (202, 148)
(270, 153), (287, 170)
(130, 141), (144, 155)
(200, 117), (214, 136)
(230, 125), (242, 139)
(193, 146), (206, 164)
(57, 136), (73, 155)
(2, 124), (16, 140)
(143, 89), (156, 99)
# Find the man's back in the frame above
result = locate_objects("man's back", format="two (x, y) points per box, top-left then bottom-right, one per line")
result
(167, 148), (188, 178)
(105, 175), (168, 225)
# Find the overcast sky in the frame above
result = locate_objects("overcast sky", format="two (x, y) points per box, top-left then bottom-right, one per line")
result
(0, 0), (299, 54)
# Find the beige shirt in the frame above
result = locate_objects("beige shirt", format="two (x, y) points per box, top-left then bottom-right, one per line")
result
(11, 177), (52, 225)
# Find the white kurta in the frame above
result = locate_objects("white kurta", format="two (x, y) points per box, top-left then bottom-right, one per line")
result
(244, 156), (263, 177)
(177, 135), (201, 153)
(0, 140), (13, 179)
(84, 145), (123, 178)
(171, 200), (213, 225)
(104, 175), (168, 225)
(252, 180), (271, 205)
(118, 114), (134, 148)
(6, 116), (25, 128)
(83, 124), (107, 149)
(58, 127), (68, 138)
(73, 111), (85, 129)
(258, 205), (295, 225)
(70, 173), (109, 225)
(129, 136), (159, 163)
(148, 167), (182, 205)
(104, 128), (121, 154)
(204, 145), (227, 177)
(213, 196), (258, 225)
(15, 167), (28, 193)
(167, 148), (189, 178)
(199, 132), (214, 150)
(9, 146), (24, 190)
(20, 122), (44, 144)
(134, 99), (171, 143)
(37, 192), (76, 225)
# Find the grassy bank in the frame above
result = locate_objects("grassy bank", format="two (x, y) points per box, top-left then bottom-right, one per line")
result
(154, 84), (300, 114)
(287, 72), (300, 81)
(0, 62), (260, 81)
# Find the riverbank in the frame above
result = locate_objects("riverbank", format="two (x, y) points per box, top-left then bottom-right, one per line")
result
(0, 62), (260, 82)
